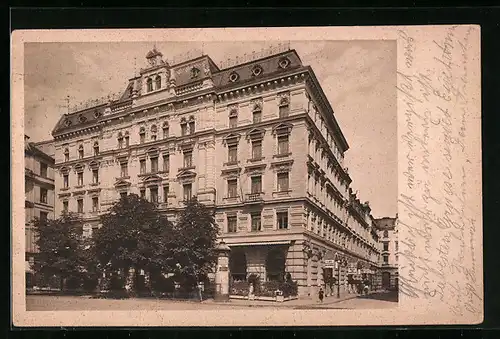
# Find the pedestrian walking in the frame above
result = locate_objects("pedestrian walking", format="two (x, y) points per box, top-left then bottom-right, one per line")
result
(318, 287), (324, 303)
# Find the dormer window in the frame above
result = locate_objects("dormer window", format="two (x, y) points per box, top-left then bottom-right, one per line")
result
(155, 75), (161, 90)
(139, 127), (146, 144)
(229, 72), (239, 82)
(251, 65), (263, 77)
(78, 145), (84, 159)
(278, 57), (291, 69)
(146, 78), (153, 92)
(191, 67), (200, 79)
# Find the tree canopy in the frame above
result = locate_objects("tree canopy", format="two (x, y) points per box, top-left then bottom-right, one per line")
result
(33, 212), (85, 289)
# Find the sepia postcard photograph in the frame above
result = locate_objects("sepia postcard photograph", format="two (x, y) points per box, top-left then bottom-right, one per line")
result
(11, 26), (482, 327)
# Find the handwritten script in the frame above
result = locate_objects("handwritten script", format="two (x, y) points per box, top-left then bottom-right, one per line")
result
(396, 26), (481, 319)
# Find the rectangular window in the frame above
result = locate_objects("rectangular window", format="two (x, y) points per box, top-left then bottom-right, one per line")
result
(163, 155), (170, 172)
(120, 162), (128, 177)
(150, 187), (158, 203)
(227, 216), (237, 233)
(77, 172), (84, 186)
(383, 242), (389, 251)
(227, 179), (238, 198)
(383, 255), (389, 264)
(63, 174), (69, 188)
(183, 151), (193, 168)
(140, 189), (146, 199)
(181, 123), (188, 136)
(125, 136), (130, 147)
(163, 185), (169, 202)
(40, 162), (48, 178)
(251, 214), (261, 232)
(64, 152), (69, 162)
(94, 144), (99, 156)
(92, 197), (99, 212)
(277, 135), (289, 155)
(229, 116), (238, 128)
(253, 110), (262, 124)
(277, 211), (288, 229)
(396, 255), (399, 262)
(40, 187), (47, 204)
(62, 201), (68, 213)
(118, 138), (123, 149)
(279, 104), (290, 118)
(277, 172), (289, 192)
(251, 140), (262, 159)
(151, 157), (158, 173)
(251, 176), (262, 194)
(140, 159), (146, 174)
(92, 169), (99, 184)
(228, 145), (238, 163)
(183, 183), (193, 201)
(163, 127), (169, 139)
(189, 121), (195, 134)
(120, 192), (128, 200)
(78, 148), (84, 159)
(77, 199), (83, 214)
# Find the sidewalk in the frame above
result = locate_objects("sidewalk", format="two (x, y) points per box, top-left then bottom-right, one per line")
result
(205, 291), (376, 308)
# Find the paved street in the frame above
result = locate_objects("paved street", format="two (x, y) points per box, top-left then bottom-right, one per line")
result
(26, 291), (398, 311)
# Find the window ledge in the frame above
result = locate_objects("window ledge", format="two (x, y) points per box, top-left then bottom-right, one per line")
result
(224, 161), (240, 166)
(247, 157), (265, 163)
(90, 182), (100, 186)
(117, 176), (130, 180)
(75, 185), (84, 189)
(178, 166), (196, 171)
(273, 152), (292, 159)
(60, 187), (69, 191)
(272, 190), (292, 198)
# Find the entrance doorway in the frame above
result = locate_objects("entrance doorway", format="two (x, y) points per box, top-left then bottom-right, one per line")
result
(382, 272), (391, 289)
(229, 250), (247, 282)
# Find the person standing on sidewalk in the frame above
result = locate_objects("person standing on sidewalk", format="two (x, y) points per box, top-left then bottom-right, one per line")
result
(318, 287), (324, 303)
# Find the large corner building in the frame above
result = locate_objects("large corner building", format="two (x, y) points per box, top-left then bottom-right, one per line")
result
(50, 46), (384, 297)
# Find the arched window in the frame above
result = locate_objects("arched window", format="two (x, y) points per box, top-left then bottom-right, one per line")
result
(162, 122), (169, 139)
(139, 127), (146, 144)
(78, 145), (84, 159)
(93, 141), (99, 156)
(155, 75), (161, 90)
(64, 148), (69, 162)
(180, 118), (187, 136)
(117, 132), (123, 149)
(146, 78), (153, 92)
(151, 125), (157, 141)
(383, 230), (389, 238)
(252, 103), (262, 124)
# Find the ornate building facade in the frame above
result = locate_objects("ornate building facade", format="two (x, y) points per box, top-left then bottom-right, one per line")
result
(375, 216), (399, 289)
(51, 46), (383, 297)
(25, 135), (55, 287)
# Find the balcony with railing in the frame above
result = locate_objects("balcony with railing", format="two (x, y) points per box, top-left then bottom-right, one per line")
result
(244, 192), (264, 204)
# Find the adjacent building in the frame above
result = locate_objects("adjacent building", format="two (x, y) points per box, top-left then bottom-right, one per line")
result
(50, 46), (384, 297)
(24, 135), (55, 287)
(375, 215), (399, 289)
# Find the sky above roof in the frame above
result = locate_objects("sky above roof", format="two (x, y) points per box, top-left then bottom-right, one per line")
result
(24, 40), (396, 218)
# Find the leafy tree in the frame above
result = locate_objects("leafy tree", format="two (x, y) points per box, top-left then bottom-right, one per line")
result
(33, 212), (85, 291)
(172, 197), (219, 291)
(93, 194), (174, 292)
